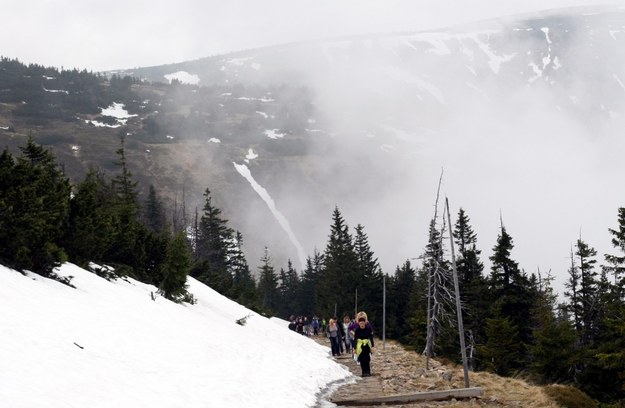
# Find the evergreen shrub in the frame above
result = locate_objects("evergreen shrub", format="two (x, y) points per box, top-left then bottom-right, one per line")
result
(544, 384), (598, 408)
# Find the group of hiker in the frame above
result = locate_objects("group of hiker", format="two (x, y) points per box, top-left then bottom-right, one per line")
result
(288, 312), (375, 377)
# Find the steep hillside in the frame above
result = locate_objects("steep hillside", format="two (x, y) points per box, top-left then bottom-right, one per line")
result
(0, 262), (350, 407)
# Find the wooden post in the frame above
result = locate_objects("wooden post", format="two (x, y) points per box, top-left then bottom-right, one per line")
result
(382, 275), (386, 349)
(445, 197), (470, 388)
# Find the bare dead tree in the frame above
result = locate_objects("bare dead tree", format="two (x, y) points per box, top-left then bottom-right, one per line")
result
(424, 170), (455, 369)
(427, 206), (455, 356)
(424, 171), (444, 369)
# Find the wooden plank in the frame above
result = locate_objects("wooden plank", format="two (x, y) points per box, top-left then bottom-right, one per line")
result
(331, 387), (484, 406)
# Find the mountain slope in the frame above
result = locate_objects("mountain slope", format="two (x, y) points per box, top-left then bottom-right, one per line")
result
(1, 6), (624, 285)
(0, 263), (349, 407)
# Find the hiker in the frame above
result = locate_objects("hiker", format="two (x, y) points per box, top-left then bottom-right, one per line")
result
(288, 316), (296, 331)
(334, 316), (346, 354)
(327, 318), (342, 356)
(303, 316), (310, 336)
(354, 315), (375, 377)
(342, 315), (353, 354)
(312, 316), (319, 336)
(296, 316), (304, 335)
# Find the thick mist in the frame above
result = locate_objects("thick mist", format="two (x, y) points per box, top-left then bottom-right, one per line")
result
(263, 10), (625, 297)
(148, 8), (625, 301)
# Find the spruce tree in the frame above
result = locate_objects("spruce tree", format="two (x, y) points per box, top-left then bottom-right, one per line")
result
(452, 208), (489, 351)
(387, 260), (416, 341)
(299, 250), (323, 317)
(604, 207), (625, 296)
(353, 224), (383, 322)
(487, 221), (536, 367)
(230, 231), (257, 308)
(191, 188), (234, 295)
(63, 167), (115, 266)
(584, 270), (625, 402)
(405, 265), (429, 352)
(564, 246), (583, 337)
(575, 238), (599, 345)
(144, 184), (167, 234)
(0, 138), (70, 276)
(142, 229), (170, 287)
(257, 247), (279, 314)
(0, 149), (14, 259)
(319, 207), (358, 317)
(277, 259), (300, 318)
(529, 271), (576, 384)
(194, 188), (233, 271)
(108, 136), (143, 273)
(453, 208), (484, 284)
(159, 231), (192, 302)
(489, 223), (519, 289)
(478, 303), (522, 376)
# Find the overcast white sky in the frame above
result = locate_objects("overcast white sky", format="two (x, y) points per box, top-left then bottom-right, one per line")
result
(2, 0), (618, 72)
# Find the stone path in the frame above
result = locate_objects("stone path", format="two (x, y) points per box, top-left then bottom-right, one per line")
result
(329, 354), (385, 403)
(312, 336), (486, 408)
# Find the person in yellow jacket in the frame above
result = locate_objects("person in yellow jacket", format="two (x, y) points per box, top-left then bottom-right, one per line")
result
(354, 316), (375, 377)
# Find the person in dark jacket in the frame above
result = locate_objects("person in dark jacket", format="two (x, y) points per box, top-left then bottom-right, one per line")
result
(333, 316), (346, 354)
(354, 316), (375, 377)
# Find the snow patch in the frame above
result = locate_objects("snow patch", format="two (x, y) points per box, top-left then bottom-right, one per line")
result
(245, 148), (258, 161)
(84, 120), (121, 128)
(541, 27), (552, 44)
(236, 96), (275, 102)
(101, 103), (137, 120)
(43, 86), (69, 94)
(164, 71), (200, 85)
(465, 31), (516, 74)
(0, 262), (349, 407)
(233, 163), (307, 269)
(264, 129), (286, 139)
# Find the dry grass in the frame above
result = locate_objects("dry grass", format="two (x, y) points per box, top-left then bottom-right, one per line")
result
(468, 370), (559, 407)
(368, 339), (577, 407)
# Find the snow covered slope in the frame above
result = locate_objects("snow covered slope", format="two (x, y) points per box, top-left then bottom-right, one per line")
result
(0, 263), (350, 407)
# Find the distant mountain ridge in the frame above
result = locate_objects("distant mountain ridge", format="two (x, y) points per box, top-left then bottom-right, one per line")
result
(115, 5), (625, 125)
(2, 5), (625, 278)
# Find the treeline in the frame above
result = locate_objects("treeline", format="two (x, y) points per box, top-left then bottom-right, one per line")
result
(0, 136), (247, 302)
(255, 205), (625, 405)
(3, 137), (625, 405)
(0, 56), (119, 120)
(382, 207), (625, 406)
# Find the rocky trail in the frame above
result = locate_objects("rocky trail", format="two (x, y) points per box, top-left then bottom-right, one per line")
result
(312, 335), (559, 407)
